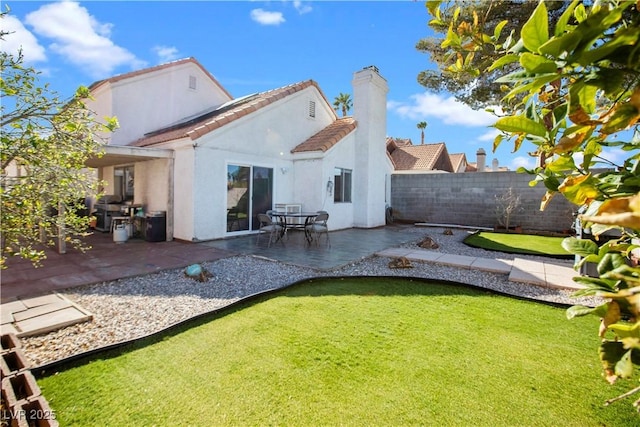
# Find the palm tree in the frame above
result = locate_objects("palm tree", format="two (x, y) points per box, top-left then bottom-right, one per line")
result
(417, 121), (427, 145)
(333, 93), (353, 117)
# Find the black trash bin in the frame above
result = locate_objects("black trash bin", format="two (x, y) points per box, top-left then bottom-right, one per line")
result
(145, 211), (166, 242)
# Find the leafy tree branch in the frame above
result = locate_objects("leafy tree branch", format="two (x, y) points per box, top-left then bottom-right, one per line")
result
(427, 0), (640, 411)
(1, 14), (118, 267)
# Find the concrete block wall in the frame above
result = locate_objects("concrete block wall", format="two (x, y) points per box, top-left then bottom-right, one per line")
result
(390, 171), (576, 233)
(1, 333), (59, 427)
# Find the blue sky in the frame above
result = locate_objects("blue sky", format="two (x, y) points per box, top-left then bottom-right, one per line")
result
(1, 0), (614, 171)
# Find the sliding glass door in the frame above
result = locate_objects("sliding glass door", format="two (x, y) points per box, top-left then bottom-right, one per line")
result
(251, 166), (273, 230)
(226, 164), (273, 232)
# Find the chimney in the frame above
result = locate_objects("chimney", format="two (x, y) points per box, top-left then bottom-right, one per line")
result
(352, 65), (389, 227)
(476, 148), (486, 172)
(492, 158), (499, 171)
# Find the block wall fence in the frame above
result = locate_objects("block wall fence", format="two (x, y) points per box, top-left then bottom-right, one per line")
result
(390, 171), (577, 233)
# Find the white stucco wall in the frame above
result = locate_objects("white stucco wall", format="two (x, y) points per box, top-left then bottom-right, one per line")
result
(185, 86), (336, 241)
(89, 61), (232, 146)
(184, 70), (388, 239)
(171, 145), (196, 241)
(290, 132), (357, 231)
(326, 133), (357, 230)
(92, 63), (391, 242)
(352, 67), (390, 228)
(135, 159), (170, 213)
(291, 158), (324, 214)
(190, 150), (279, 240)
(101, 165), (116, 196)
(88, 85), (114, 145)
(198, 87), (334, 157)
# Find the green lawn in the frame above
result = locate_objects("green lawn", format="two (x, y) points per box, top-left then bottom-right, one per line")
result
(464, 231), (571, 257)
(39, 278), (635, 426)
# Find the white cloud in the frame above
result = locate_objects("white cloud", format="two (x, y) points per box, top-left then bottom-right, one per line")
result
(24, 1), (145, 78)
(596, 147), (626, 168)
(0, 15), (47, 63)
(250, 8), (285, 26)
(510, 156), (536, 170)
(477, 129), (501, 142)
(389, 92), (498, 127)
(153, 45), (180, 63)
(572, 147), (626, 170)
(293, 1), (312, 14)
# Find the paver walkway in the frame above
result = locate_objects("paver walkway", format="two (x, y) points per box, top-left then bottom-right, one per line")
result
(376, 247), (583, 291)
(1, 293), (92, 337)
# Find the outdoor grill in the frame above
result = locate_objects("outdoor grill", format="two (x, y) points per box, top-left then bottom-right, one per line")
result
(94, 195), (123, 232)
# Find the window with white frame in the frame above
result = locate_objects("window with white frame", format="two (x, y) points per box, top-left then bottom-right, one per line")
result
(334, 167), (352, 203)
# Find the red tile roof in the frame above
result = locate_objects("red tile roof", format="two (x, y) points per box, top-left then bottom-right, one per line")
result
(89, 57), (233, 99)
(385, 137), (413, 154)
(388, 143), (454, 172)
(449, 153), (467, 172)
(291, 117), (357, 153)
(131, 80), (325, 147)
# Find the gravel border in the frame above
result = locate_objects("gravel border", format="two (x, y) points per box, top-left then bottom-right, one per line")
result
(21, 227), (600, 368)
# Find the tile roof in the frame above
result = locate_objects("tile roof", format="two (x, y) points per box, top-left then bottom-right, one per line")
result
(385, 137), (413, 154)
(291, 117), (357, 153)
(449, 153), (467, 172)
(388, 143), (454, 172)
(89, 57), (233, 99)
(131, 80), (323, 147)
(386, 137), (413, 147)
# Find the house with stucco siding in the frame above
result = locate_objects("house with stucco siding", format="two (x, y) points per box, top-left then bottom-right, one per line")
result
(85, 57), (392, 242)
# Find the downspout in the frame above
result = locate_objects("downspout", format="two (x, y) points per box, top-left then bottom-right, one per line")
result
(166, 156), (175, 241)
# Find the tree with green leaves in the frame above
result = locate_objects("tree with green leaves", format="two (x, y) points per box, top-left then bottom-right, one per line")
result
(427, 0), (640, 410)
(332, 92), (353, 117)
(1, 26), (117, 268)
(417, 121), (428, 145)
(417, 0), (567, 109)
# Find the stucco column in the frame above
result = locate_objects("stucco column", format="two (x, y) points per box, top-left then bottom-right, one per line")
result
(352, 66), (389, 228)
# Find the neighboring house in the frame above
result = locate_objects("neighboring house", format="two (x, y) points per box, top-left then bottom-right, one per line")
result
(448, 153), (469, 173)
(84, 58), (392, 242)
(386, 139), (454, 173)
(466, 148), (509, 172)
(386, 139), (506, 173)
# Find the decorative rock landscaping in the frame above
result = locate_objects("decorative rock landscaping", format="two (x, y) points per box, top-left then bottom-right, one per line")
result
(15, 228), (602, 369)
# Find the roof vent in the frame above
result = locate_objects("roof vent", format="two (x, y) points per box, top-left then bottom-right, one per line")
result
(189, 75), (197, 90)
(308, 100), (316, 118)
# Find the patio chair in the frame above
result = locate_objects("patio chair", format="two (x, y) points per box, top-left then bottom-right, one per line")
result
(256, 213), (283, 247)
(227, 207), (240, 232)
(305, 212), (330, 247)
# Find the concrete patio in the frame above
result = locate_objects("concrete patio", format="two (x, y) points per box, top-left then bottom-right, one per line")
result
(0, 225), (581, 338)
(376, 247), (582, 291)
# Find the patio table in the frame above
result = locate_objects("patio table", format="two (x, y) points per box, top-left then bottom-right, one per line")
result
(270, 211), (319, 244)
